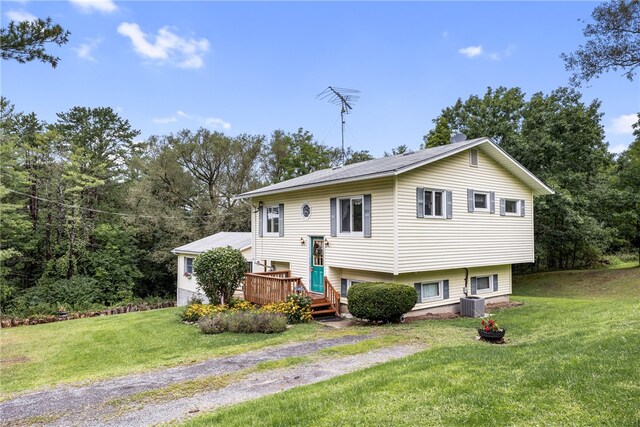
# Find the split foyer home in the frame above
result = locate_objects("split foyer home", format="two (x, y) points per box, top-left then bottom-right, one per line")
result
(236, 137), (553, 317)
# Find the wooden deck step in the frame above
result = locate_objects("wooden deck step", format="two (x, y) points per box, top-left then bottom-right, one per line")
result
(311, 308), (338, 317)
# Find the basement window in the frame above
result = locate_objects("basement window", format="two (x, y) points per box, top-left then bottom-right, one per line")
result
(421, 281), (443, 302)
(505, 199), (520, 215)
(476, 276), (492, 293)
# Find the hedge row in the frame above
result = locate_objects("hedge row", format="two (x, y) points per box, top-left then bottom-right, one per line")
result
(0, 300), (176, 328)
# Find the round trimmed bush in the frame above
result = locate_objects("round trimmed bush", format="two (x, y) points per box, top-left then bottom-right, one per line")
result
(347, 282), (417, 323)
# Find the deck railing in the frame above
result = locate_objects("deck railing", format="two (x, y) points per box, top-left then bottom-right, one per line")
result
(324, 277), (341, 315)
(244, 271), (308, 305)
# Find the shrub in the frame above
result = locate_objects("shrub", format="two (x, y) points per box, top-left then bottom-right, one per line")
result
(261, 294), (312, 324)
(193, 247), (247, 305)
(347, 282), (417, 323)
(198, 314), (227, 334)
(198, 311), (287, 334)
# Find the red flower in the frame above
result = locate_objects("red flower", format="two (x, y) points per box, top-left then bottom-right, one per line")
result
(481, 320), (486, 326)
(489, 320), (495, 325)
(484, 327), (490, 331)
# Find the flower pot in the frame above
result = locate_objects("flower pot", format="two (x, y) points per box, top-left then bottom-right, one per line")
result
(478, 328), (505, 340)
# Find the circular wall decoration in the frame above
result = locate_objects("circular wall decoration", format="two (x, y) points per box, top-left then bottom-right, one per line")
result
(301, 203), (311, 220)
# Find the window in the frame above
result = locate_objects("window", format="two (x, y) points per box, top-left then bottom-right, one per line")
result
(339, 196), (363, 234)
(476, 276), (492, 293)
(421, 281), (443, 302)
(424, 190), (445, 218)
(342, 279), (365, 297)
(505, 199), (520, 215)
(300, 203), (311, 220)
(265, 205), (280, 235)
(474, 192), (488, 211)
(184, 257), (194, 274)
(470, 148), (479, 167)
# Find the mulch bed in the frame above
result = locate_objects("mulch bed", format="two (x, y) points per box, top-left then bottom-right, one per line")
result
(486, 301), (525, 310)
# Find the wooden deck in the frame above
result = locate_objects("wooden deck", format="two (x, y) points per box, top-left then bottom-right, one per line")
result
(244, 270), (341, 318)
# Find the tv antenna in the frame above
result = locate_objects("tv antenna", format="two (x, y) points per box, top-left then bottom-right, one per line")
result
(317, 86), (360, 164)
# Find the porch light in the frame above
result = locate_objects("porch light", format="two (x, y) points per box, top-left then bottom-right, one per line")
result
(300, 237), (306, 246)
(324, 238), (330, 247)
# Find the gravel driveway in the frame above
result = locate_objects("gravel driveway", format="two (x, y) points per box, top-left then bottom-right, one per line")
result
(1, 334), (423, 426)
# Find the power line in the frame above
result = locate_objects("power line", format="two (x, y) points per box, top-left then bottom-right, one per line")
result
(4, 189), (217, 220)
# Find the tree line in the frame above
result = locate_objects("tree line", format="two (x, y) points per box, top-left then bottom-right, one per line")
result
(0, 100), (375, 314)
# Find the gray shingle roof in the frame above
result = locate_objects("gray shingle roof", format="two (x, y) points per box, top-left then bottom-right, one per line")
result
(172, 232), (251, 254)
(237, 138), (487, 198)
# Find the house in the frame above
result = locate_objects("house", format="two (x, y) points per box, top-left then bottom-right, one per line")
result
(171, 232), (253, 306)
(235, 137), (554, 317)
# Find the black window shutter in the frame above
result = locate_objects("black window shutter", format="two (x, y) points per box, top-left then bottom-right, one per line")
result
(520, 200), (526, 217)
(493, 274), (499, 291)
(443, 280), (449, 299)
(363, 194), (372, 238)
(446, 191), (453, 219)
(278, 203), (284, 237)
(467, 189), (474, 213)
(330, 198), (337, 237)
(414, 283), (422, 303)
(471, 277), (477, 295)
(341, 279), (348, 297)
(258, 204), (264, 237)
(500, 198), (506, 216)
(490, 192), (495, 214)
(416, 188), (424, 218)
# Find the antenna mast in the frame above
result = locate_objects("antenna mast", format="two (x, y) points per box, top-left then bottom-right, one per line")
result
(317, 86), (360, 164)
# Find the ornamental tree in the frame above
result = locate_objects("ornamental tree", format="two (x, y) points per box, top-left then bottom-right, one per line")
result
(193, 247), (247, 305)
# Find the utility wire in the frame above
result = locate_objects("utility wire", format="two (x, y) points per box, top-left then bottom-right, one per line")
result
(4, 189), (217, 220)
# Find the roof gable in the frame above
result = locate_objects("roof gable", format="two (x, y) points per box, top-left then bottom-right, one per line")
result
(237, 138), (553, 198)
(171, 232), (251, 255)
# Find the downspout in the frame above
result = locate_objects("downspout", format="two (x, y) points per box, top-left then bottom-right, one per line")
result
(463, 268), (469, 296)
(239, 198), (262, 268)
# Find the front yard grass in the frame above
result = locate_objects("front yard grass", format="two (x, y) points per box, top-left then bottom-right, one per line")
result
(184, 267), (640, 426)
(0, 307), (359, 397)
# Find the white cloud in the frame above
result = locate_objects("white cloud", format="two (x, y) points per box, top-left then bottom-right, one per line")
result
(117, 22), (210, 69)
(609, 114), (637, 135)
(152, 111), (230, 130)
(459, 44), (515, 61)
(5, 10), (37, 21)
(69, 0), (117, 13)
(458, 45), (483, 58)
(205, 117), (231, 130)
(441, 31), (448, 39)
(73, 38), (102, 62)
(152, 116), (177, 124)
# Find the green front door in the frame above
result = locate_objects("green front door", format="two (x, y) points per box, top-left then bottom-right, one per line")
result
(310, 237), (325, 293)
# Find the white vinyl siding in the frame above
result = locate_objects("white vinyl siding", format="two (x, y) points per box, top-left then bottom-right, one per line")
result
(251, 177), (395, 287)
(335, 265), (512, 310)
(397, 148), (534, 272)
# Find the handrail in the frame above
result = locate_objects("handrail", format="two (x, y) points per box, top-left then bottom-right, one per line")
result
(244, 272), (306, 305)
(248, 270), (291, 278)
(324, 277), (341, 316)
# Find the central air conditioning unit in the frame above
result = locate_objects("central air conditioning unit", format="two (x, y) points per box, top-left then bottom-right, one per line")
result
(460, 296), (485, 317)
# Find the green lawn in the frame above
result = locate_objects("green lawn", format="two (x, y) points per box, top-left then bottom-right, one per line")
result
(0, 307), (355, 397)
(185, 267), (640, 426)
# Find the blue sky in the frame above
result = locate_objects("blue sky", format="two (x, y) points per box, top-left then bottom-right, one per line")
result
(2, 0), (638, 156)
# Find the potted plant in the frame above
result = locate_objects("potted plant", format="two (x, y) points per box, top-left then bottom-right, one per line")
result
(478, 318), (505, 340)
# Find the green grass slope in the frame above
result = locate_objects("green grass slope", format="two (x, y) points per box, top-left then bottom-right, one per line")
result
(185, 267), (640, 426)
